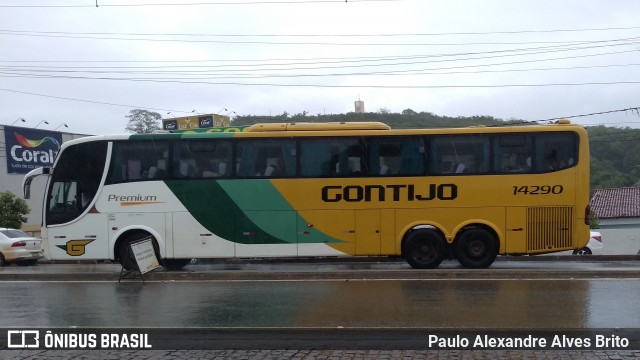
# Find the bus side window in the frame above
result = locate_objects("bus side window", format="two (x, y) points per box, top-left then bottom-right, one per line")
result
(429, 135), (489, 175)
(368, 137), (425, 176)
(174, 140), (231, 179)
(494, 134), (533, 173)
(301, 138), (363, 177)
(108, 141), (169, 183)
(534, 133), (577, 172)
(337, 138), (365, 176)
(237, 139), (296, 178)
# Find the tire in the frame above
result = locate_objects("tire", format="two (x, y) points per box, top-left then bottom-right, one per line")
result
(118, 232), (160, 271)
(0, 253), (7, 267)
(161, 258), (190, 270)
(402, 229), (446, 269)
(454, 228), (498, 269)
(18, 259), (38, 266)
(572, 247), (592, 255)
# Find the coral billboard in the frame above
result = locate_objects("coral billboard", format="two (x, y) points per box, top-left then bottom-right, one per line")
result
(4, 126), (63, 174)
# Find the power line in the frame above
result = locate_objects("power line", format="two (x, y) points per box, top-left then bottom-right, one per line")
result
(2, 57), (638, 81)
(1, 25), (640, 38)
(535, 107), (640, 123)
(1, 29), (639, 46)
(2, 26), (640, 38)
(0, 87), (194, 114)
(0, 0), (406, 8)
(3, 75), (640, 88)
(1, 47), (637, 78)
(1, 38), (636, 66)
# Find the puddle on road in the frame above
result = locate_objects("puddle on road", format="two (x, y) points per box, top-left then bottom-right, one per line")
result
(0, 280), (638, 328)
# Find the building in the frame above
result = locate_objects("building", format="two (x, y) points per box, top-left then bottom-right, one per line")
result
(590, 187), (640, 255)
(355, 100), (365, 113)
(0, 124), (87, 234)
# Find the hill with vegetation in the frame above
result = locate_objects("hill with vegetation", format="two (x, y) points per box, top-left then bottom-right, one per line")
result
(232, 110), (640, 192)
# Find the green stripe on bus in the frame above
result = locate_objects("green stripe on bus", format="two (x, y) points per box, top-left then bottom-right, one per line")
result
(131, 132), (238, 140)
(164, 179), (341, 245)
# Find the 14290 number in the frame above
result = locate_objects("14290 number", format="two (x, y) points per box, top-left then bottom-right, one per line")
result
(513, 185), (563, 195)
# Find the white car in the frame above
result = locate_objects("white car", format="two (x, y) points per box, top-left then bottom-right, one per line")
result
(573, 230), (604, 255)
(0, 228), (44, 266)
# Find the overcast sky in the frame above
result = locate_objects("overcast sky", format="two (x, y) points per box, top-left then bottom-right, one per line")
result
(1, 0), (639, 135)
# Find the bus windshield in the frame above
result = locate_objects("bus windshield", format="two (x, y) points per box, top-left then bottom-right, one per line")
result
(46, 141), (108, 226)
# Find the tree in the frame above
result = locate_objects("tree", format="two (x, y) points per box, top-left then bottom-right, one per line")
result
(125, 109), (162, 134)
(0, 191), (30, 229)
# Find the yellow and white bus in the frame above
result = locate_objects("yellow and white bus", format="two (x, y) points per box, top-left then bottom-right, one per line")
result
(23, 121), (590, 269)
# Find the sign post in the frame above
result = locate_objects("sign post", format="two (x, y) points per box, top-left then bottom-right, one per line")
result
(119, 237), (160, 282)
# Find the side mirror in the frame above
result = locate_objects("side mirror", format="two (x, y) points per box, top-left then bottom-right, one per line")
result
(22, 167), (51, 199)
(24, 178), (32, 199)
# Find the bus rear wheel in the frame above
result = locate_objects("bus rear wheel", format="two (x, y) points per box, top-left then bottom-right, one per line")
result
(402, 229), (445, 269)
(454, 228), (498, 269)
(162, 258), (190, 270)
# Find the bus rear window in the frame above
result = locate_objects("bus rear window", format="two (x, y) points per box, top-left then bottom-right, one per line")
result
(534, 133), (577, 172)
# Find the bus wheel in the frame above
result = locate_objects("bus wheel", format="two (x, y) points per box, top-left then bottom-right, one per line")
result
(402, 229), (445, 269)
(454, 228), (498, 268)
(162, 258), (190, 270)
(572, 247), (592, 255)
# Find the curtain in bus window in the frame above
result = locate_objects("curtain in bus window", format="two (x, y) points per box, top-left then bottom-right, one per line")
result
(478, 139), (491, 173)
(301, 140), (331, 177)
(400, 139), (425, 175)
(430, 137), (459, 174)
(370, 142), (381, 175)
(127, 160), (141, 180)
(329, 139), (348, 176)
(237, 142), (258, 177)
(340, 138), (364, 176)
(280, 141), (297, 177)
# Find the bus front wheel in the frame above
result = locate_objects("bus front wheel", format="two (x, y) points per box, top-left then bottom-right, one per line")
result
(454, 228), (498, 269)
(402, 229), (445, 269)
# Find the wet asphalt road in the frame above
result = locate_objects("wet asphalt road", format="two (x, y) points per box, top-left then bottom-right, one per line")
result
(1, 257), (639, 358)
(1, 278), (639, 328)
(0, 257), (640, 328)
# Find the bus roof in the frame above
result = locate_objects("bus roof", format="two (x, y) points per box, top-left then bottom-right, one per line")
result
(247, 122), (391, 132)
(58, 120), (586, 148)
